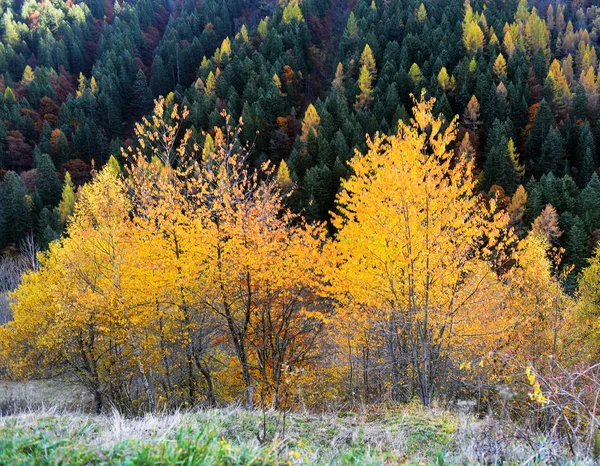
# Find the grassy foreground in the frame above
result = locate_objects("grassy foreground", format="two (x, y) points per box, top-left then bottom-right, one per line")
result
(0, 403), (592, 465)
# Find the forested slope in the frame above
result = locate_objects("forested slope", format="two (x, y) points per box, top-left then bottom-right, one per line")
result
(0, 0), (597, 280)
(2, 0), (600, 271)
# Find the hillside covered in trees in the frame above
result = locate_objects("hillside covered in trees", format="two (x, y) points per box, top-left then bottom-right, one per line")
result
(3, 0), (600, 461)
(3, 0), (600, 265)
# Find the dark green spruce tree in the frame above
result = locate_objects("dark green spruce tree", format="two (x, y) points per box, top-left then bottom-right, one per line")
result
(35, 154), (62, 207)
(1, 171), (31, 246)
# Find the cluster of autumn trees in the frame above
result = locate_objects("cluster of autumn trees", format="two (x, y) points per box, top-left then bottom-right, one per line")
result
(2, 96), (600, 417)
(1, 99), (330, 413)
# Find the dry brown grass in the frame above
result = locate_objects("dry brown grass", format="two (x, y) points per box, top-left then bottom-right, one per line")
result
(0, 381), (596, 464)
(0, 379), (93, 414)
(1, 402), (594, 464)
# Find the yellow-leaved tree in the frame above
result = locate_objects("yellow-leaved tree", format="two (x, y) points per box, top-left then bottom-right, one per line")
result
(185, 115), (329, 409)
(123, 100), (220, 408)
(576, 248), (600, 359)
(503, 231), (574, 366)
(1, 165), (143, 414)
(328, 93), (512, 406)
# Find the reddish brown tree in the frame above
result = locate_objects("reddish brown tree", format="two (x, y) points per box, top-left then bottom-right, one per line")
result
(5, 131), (33, 172)
(20, 169), (40, 193)
(60, 159), (91, 186)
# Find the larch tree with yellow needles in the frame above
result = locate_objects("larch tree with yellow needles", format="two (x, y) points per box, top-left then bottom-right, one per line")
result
(502, 231), (574, 366)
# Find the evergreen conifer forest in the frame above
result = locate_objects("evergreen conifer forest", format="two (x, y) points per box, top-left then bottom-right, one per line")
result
(3, 0), (600, 463)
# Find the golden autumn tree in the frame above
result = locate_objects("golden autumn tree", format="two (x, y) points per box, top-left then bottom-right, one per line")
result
(457, 132), (476, 162)
(507, 185), (528, 236)
(276, 159), (293, 193)
(58, 172), (76, 226)
(332, 62), (345, 91)
(493, 53), (507, 79)
(282, 0), (303, 24)
(124, 99), (329, 409)
(576, 248), (600, 359)
(416, 3), (427, 23)
(463, 95), (481, 131)
(123, 99), (220, 408)
(360, 44), (377, 79)
(328, 93), (512, 406)
(580, 66), (598, 116)
(437, 67), (456, 92)
(355, 45), (377, 111)
(189, 115), (329, 408)
(503, 231), (574, 365)
(21, 65), (34, 85)
(523, 8), (551, 59)
(547, 59), (572, 114)
(463, 0), (486, 54)
(122, 101), (331, 410)
(301, 104), (320, 141)
(355, 66), (373, 110)
(503, 25), (517, 58)
(0, 166), (145, 414)
(409, 63), (422, 84)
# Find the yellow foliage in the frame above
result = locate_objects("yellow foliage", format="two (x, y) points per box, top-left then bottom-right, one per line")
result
(417, 3), (427, 23)
(526, 366), (549, 405)
(328, 92), (512, 405)
(463, 1), (486, 54)
(437, 67), (456, 92)
(503, 232), (574, 367)
(301, 104), (320, 140)
(493, 54), (507, 78)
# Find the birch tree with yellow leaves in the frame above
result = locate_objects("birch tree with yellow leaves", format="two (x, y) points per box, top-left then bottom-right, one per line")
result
(123, 100), (219, 408)
(328, 93), (512, 406)
(183, 115), (329, 409)
(1, 166), (148, 413)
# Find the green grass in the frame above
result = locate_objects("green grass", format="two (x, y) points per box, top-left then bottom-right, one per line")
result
(0, 406), (593, 465)
(0, 424), (280, 465)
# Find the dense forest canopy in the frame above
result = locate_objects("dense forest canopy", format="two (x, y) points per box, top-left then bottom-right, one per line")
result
(1, 0), (600, 268)
(2, 0), (600, 454)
